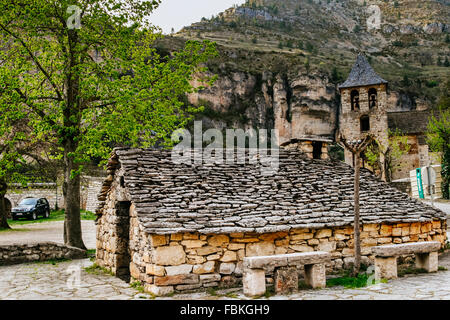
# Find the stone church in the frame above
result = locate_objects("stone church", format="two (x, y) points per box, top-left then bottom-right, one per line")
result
(337, 54), (436, 182)
(279, 54), (434, 183)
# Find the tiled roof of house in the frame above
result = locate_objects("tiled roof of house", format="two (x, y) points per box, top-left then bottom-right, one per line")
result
(338, 54), (388, 89)
(96, 148), (446, 235)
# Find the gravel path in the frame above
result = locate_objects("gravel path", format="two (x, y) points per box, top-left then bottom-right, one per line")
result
(0, 221), (96, 249)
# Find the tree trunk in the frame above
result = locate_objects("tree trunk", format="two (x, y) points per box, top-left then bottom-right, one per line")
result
(0, 179), (10, 229)
(353, 152), (361, 276)
(63, 140), (86, 250)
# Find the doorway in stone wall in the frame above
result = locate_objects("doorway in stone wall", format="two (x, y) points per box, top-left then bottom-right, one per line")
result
(115, 201), (131, 282)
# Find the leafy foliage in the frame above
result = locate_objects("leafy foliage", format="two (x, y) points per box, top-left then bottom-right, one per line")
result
(427, 81), (450, 199)
(0, 0), (217, 241)
(364, 129), (411, 182)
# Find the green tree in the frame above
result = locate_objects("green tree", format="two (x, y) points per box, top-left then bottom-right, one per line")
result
(427, 82), (450, 199)
(365, 129), (411, 182)
(0, 0), (217, 248)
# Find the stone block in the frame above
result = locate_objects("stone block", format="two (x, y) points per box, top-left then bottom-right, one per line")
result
(375, 257), (397, 280)
(415, 251), (438, 272)
(318, 241), (336, 252)
(243, 269), (266, 297)
(259, 232), (288, 242)
(208, 235), (229, 247)
(154, 274), (199, 286)
(363, 224), (379, 232)
(146, 264), (166, 277)
(228, 243), (246, 250)
(183, 233), (199, 240)
(153, 245), (186, 266)
(304, 263), (326, 288)
(200, 273), (221, 282)
(170, 234), (183, 241)
(207, 254), (221, 261)
(289, 245), (314, 253)
(181, 240), (206, 248)
(144, 284), (174, 296)
(130, 262), (141, 279)
(392, 228), (402, 237)
(315, 229), (332, 238)
(220, 250), (237, 262)
(196, 246), (221, 256)
(274, 267), (298, 295)
(291, 233), (314, 240)
(380, 225), (392, 236)
(165, 264), (193, 276)
(219, 262), (236, 275)
(410, 223), (421, 235)
(193, 261), (216, 274)
(246, 242), (275, 257)
(186, 255), (206, 264)
(149, 235), (167, 247)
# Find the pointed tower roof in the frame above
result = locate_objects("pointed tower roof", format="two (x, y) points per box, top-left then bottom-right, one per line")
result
(338, 54), (388, 90)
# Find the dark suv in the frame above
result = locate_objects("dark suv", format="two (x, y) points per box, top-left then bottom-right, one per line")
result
(11, 198), (51, 221)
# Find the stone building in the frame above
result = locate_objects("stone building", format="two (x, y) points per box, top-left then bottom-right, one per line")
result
(95, 148), (446, 296)
(338, 54), (439, 182)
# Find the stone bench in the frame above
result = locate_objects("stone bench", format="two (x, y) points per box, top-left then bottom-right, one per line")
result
(242, 251), (331, 296)
(371, 241), (441, 280)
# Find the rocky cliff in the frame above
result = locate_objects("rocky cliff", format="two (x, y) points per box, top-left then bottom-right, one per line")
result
(161, 0), (450, 142)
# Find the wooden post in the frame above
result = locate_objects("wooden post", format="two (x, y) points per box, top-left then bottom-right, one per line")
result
(353, 151), (361, 275)
(338, 133), (373, 276)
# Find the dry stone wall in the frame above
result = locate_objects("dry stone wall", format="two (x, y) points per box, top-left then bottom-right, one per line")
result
(97, 218), (446, 295)
(0, 242), (86, 266)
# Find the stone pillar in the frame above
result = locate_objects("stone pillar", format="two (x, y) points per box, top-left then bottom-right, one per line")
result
(243, 269), (266, 297)
(415, 252), (438, 272)
(274, 267), (298, 294)
(375, 256), (397, 280)
(304, 263), (326, 288)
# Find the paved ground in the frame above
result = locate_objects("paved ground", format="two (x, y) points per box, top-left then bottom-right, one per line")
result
(1, 252), (450, 300)
(0, 221), (96, 249)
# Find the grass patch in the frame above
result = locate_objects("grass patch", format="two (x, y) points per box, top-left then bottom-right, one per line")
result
(327, 273), (370, 288)
(130, 281), (145, 293)
(263, 285), (275, 298)
(206, 287), (218, 296)
(225, 292), (238, 299)
(0, 227), (30, 233)
(7, 209), (95, 226)
(438, 266), (448, 271)
(84, 263), (114, 276)
(397, 266), (428, 277)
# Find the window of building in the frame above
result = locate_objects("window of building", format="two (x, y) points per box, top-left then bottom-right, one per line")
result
(360, 115), (370, 132)
(368, 88), (378, 109)
(351, 90), (360, 111)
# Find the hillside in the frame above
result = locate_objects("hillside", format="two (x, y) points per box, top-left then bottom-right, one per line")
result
(158, 0), (450, 142)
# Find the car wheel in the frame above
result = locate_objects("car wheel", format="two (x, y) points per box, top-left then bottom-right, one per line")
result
(44, 210), (50, 218)
(31, 212), (37, 220)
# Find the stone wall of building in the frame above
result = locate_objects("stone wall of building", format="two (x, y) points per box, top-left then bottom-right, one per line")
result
(0, 242), (86, 266)
(97, 214), (447, 296)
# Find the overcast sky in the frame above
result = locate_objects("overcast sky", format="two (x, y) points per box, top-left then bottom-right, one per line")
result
(149, 0), (246, 34)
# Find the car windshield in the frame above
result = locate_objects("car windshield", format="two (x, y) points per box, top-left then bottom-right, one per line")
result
(19, 199), (37, 206)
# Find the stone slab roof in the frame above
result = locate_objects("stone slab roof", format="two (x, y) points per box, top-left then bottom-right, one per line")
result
(388, 110), (432, 135)
(338, 54), (388, 89)
(96, 148), (446, 235)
